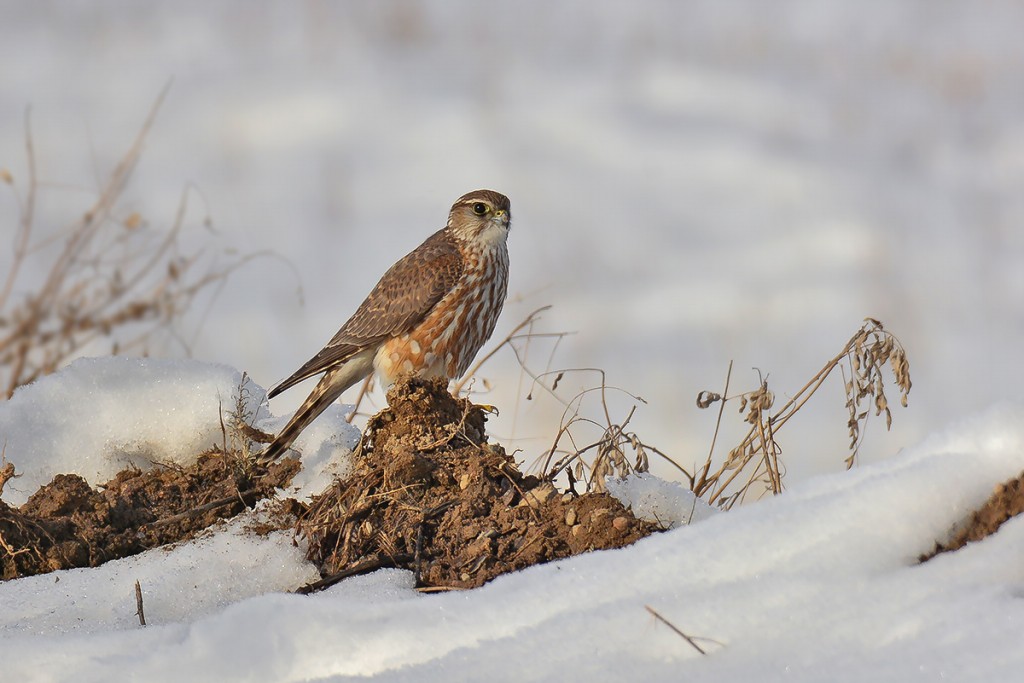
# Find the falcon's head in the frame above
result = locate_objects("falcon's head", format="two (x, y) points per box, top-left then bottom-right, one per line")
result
(447, 189), (511, 247)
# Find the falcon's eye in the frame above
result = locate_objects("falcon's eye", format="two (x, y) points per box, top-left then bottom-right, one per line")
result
(472, 202), (488, 216)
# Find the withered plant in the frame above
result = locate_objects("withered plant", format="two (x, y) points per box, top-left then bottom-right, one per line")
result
(0, 88), (258, 399)
(457, 313), (910, 509)
(693, 318), (912, 508)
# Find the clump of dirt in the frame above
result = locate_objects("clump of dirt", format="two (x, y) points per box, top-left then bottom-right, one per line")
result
(299, 377), (660, 591)
(921, 471), (1024, 561)
(3, 377), (660, 589)
(1, 453), (298, 580)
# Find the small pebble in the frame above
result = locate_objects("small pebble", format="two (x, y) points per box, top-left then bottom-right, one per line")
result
(565, 509), (577, 526)
(459, 473), (471, 490)
(612, 516), (629, 532)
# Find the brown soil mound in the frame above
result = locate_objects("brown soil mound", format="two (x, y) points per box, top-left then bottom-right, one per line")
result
(921, 470), (1024, 561)
(2, 377), (659, 589)
(299, 377), (660, 591)
(1, 453), (298, 580)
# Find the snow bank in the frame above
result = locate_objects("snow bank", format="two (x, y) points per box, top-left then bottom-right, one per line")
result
(0, 357), (359, 506)
(260, 405), (359, 501)
(0, 502), (320, 635)
(2, 396), (1023, 682)
(606, 471), (719, 527)
(0, 357), (265, 505)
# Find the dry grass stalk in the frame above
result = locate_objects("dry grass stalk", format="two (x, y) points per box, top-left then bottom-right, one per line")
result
(217, 373), (273, 465)
(534, 369), (684, 494)
(645, 605), (710, 656)
(438, 306), (679, 495)
(343, 310), (909, 510)
(693, 318), (912, 508)
(0, 88), (259, 399)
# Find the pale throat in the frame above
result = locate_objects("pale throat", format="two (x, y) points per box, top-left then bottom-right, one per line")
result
(472, 218), (510, 252)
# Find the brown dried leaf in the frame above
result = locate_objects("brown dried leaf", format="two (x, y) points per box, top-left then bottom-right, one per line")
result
(696, 390), (720, 409)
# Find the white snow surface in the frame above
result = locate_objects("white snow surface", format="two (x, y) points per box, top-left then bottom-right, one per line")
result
(0, 357), (264, 506)
(604, 472), (719, 528)
(2, 3), (1024, 680)
(1, 359), (1024, 681)
(0, 357), (358, 507)
(2, 1), (1023, 484)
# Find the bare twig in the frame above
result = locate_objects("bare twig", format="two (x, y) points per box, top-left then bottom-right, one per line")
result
(1, 85), (260, 398)
(294, 553), (414, 594)
(143, 489), (259, 528)
(134, 580), (147, 627)
(695, 318), (912, 508)
(645, 605), (709, 656)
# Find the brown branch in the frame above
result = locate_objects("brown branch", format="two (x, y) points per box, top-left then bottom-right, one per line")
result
(143, 489), (259, 529)
(135, 580), (147, 627)
(645, 605), (709, 655)
(294, 553), (414, 594)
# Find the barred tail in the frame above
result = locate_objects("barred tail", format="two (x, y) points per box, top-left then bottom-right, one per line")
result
(260, 350), (375, 461)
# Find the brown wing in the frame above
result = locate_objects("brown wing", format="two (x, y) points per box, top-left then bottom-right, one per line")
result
(267, 229), (463, 399)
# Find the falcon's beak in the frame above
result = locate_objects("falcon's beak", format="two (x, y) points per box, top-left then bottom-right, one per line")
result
(494, 209), (510, 227)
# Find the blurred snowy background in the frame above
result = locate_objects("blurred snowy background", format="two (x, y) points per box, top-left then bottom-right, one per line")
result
(2, 0), (1022, 482)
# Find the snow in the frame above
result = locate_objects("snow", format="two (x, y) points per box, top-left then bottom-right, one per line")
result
(604, 472), (719, 528)
(0, 357), (264, 506)
(2, 359), (1024, 681)
(0, 507), (319, 635)
(0, 357), (358, 506)
(2, 1), (1023, 486)
(2, 2), (1024, 680)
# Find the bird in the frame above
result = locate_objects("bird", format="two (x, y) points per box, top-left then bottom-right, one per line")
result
(259, 189), (511, 461)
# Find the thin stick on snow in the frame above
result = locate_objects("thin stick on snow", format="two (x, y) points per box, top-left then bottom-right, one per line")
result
(135, 580), (147, 627)
(645, 605), (708, 656)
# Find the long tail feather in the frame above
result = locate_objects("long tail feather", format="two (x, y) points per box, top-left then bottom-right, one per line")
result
(260, 349), (375, 461)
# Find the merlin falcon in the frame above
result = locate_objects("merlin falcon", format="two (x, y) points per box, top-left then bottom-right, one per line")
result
(260, 189), (511, 461)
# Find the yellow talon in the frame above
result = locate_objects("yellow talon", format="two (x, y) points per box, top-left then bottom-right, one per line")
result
(475, 403), (499, 416)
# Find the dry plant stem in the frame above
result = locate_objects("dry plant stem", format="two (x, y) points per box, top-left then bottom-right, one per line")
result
(693, 361), (733, 493)
(1, 88), (166, 395)
(697, 319), (911, 507)
(538, 369), (620, 472)
(143, 489), (258, 529)
(531, 369), (687, 493)
(295, 554), (415, 594)
(758, 415), (783, 494)
(1, 83), (261, 398)
(135, 580), (147, 627)
(645, 605), (708, 656)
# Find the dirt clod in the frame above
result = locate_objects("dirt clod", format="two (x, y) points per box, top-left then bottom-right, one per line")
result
(921, 470), (1024, 561)
(3, 377), (661, 590)
(1, 454), (299, 580)
(300, 377), (660, 590)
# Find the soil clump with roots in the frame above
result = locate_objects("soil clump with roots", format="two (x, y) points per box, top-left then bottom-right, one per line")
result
(299, 377), (660, 591)
(1, 454), (298, 580)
